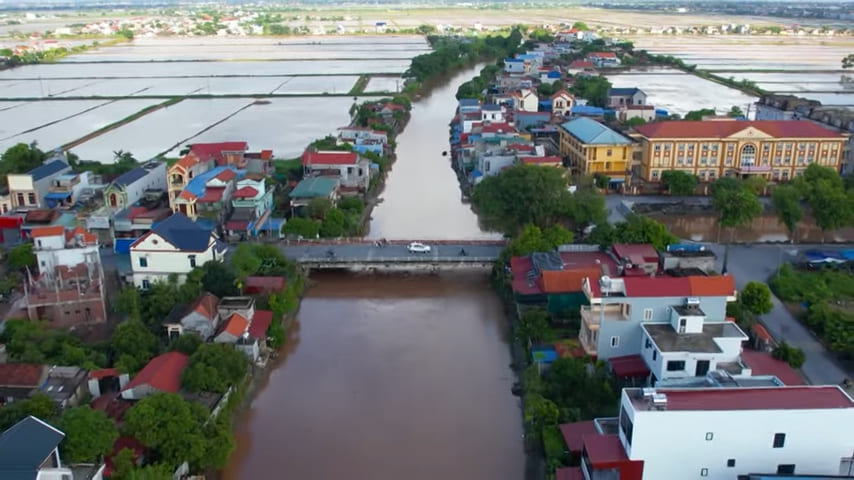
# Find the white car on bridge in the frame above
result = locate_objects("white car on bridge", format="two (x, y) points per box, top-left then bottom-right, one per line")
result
(407, 242), (432, 253)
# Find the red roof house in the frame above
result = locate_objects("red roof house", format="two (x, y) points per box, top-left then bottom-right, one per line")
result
(120, 352), (188, 400)
(0, 364), (46, 403)
(634, 120), (845, 140)
(301, 149), (358, 166)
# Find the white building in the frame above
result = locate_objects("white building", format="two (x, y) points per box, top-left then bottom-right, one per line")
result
(44, 171), (94, 209)
(7, 157), (71, 209)
(32, 225), (99, 277)
(481, 104), (506, 123)
(103, 161), (167, 211)
(130, 213), (226, 289)
(594, 386), (854, 480)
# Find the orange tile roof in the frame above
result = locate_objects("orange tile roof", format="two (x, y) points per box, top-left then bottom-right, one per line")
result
(214, 169), (236, 182)
(539, 267), (602, 294)
(189, 292), (219, 321)
(178, 190), (196, 201)
(688, 275), (735, 297)
(65, 226), (98, 245)
(634, 120), (844, 139)
(30, 225), (65, 238)
(221, 313), (249, 337)
(173, 155), (197, 171)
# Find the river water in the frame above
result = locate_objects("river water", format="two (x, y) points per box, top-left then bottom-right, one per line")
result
(223, 65), (526, 480)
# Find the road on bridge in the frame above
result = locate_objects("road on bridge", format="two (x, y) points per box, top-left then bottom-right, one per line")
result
(280, 242), (504, 263)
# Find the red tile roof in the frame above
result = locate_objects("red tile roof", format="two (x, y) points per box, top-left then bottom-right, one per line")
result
(740, 349), (804, 386)
(232, 186), (259, 199)
(65, 226), (98, 246)
(30, 225), (64, 238)
(0, 364), (43, 387)
(511, 252), (615, 296)
(622, 276), (692, 297)
(634, 120), (845, 139)
(189, 142), (248, 163)
(248, 310), (274, 339)
(609, 354), (651, 378)
(220, 313), (249, 338)
(520, 155), (562, 165)
(539, 268), (602, 294)
(174, 155), (198, 171)
(569, 60), (594, 68)
(189, 293), (219, 321)
(477, 122), (516, 134)
(89, 368), (119, 380)
(590, 51), (617, 58)
(214, 169), (236, 182)
(612, 243), (659, 264)
(752, 323), (772, 342)
(301, 150), (358, 166)
(244, 276), (286, 294)
(559, 421), (597, 453)
(583, 434), (627, 468)
(506, 144), (534, 152)
(178, 190), (196, 201)
(225, 220), (250, 231)
(653, 386), (852, 411)
(122, 352), (188, 394)
(687, 275), (735, 297)
(259, 149), (273, 160)
(198, 186), (225, 203)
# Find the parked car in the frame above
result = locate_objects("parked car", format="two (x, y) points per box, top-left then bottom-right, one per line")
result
(407, 242), (431, 253)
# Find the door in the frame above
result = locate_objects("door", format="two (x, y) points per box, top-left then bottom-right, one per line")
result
(695, 360), (710, 377)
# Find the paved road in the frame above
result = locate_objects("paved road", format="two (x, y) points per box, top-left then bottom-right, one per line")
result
(280, 243), (503, 262)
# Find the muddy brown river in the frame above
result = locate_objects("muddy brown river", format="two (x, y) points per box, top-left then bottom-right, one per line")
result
(223, 66), (526, 480)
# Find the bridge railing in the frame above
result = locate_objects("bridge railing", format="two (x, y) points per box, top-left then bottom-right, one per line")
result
(282, 238), (507, 247)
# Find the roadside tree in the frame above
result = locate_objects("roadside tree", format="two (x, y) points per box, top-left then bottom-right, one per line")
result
(740, 281), (774, 316)
(611, 214), (678, 251)
(7, 243), (35, 270)
(770, 185), (803, 241)
(711, 178), (762, 272)
(660, 170), (698, 196)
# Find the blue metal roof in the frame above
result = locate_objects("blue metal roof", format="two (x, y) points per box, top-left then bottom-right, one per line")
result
(561, 117), (631, 145)
(458, 98), (479, 107)
(112, 166), (148, 188)
(28, 159), (68, 181)
(44, 191), (72, 200)
(183, 166), (242, 197)
(149, 213), (212, 251)
(570, 105), (605, 115)
(505, 58), (523, 63)
(481, 103), (501, 111)
(0, 416), (65, 480)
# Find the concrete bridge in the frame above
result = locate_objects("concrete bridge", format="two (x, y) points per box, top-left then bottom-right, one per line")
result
(280, 239), (506, 271)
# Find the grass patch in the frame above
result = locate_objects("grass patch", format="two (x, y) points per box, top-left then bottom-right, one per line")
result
(348, 75), (370, 95)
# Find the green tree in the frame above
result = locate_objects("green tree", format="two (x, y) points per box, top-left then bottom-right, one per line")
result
(169, 334), (202, 356)
(523, 393), (560, 440)
(199, 261), (238, 298)
(472, 164), (572, 235)
(843, 53), (854, 69)
(514, 308), (555, 347)
(122, 393), (207, 467)
(266, 318), (287, 349)
(625, 117), (646, 127)
(740, 281), (773, 316)
(744, 175), (767, 195)
(181, 343), (248, 393)
(611, 214), (678, 251)
(319, 207), (347, 238)
(114, 287), (142, 322)
(808, 180), (853, 241)
(0, 393), (56, 431)
(572, 21), (590, 30)
(282, 217), (320, 238)
(116, 28), (134, 40)
(505, 224), (573, 258)
(684, 108), (716, 121)
(570, 76), (611, 107)
(543, 357), (617, 421)
(7, 243), (35, 270)
(230, 243), (263, 281)
(0, 143), (46, 188)
(712, 178), (762, 272)
(772, 341), (806, 368)
(727, 105), (745, 118)
(307, 197), (332, 219)
(56, 406), (118, 463)
(660, 170), (698, 195)
(771, 185), (803, 241)
(111, 320), (160, 374)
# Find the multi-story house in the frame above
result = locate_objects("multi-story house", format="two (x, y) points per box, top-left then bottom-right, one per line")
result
(559, 117), (634, 185)
(103, 161), (167, 210)
(579, 274), (737, 360)
(551, 90), (575, 116)
(25, 225), (107, 326)
(481, 104), (506, 123)
(168, 152), (215, 204)
(301, 149), (370, 194)
(7, 157), (71, 210)
(633, 120), (847, 183)
(130, 212), (226, 289)
(513, 89), (539, 113)
(607, 87), (648, 108)
(225, 175), (274, 240)
(171, 166), (241, 227)
(566, 385), (854, 480)
(43, 171), (94, 209)
(337, 127), (388, 155)
(587, 51), (621, 67)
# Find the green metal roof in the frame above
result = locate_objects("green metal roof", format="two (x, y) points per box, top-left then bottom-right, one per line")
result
(561, 117), (632, 145)
(289, 177), (337, 198)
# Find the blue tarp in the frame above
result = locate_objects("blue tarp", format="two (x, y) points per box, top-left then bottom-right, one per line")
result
(803, 250), (846, 263)
(840, 250), (854, 261)
(532, 345), (558, 364)
(44, 191), (72, 200)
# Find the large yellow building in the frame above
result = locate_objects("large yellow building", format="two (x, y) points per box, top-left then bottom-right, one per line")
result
(633, 120), (846, 183)
(559, 117), (633, 185)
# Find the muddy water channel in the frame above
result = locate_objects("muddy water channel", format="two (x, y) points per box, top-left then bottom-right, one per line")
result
(224, 65), (526, 480)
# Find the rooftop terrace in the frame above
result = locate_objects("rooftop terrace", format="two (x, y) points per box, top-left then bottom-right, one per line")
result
(643, 322), (747, 353)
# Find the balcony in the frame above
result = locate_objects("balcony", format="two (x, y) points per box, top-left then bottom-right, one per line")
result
(581, 304), (629, 327)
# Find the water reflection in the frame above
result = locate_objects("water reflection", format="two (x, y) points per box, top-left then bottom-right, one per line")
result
(652, 212), (854, 243)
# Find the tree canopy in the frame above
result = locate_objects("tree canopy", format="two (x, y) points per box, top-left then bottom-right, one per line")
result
(711, 178), (762, 233)
(740, 281), (773, 316)
(56, 406), (118, 463)
(570, 75), (611, 107)
(7, 243), (35, 271)
(181, 343), (248, 394)
(111, 320), (160, 375)
(588, 214), (677, 251)
(660, 170), (698, 195)
(684, 108), (716, 121)
(122, 393), (209, 468)
(0, 319), (106, 369)
(771, 185), (803, 239)
(0, 143), (47, 188)
(0, 393), (55, 431)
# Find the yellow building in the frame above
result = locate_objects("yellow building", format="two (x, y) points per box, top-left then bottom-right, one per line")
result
(559, 117), (633, 185)
(633, 120), (846, 183)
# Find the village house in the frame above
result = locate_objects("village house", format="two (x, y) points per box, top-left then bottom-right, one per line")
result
(611, 243), (661, 276)
(289, 177), (339, 210)
(129, 212), (226, 289)
(167, 152), (215, 204)
(164, 292), (221, 340)
(0, 416), (74, 480)
(559, 117), (634, 187)
(7, 156), (71, 210)
(39, 366), (89, 409)
(213, 297), (274, 362)
(224, 174), (276, 240)
(43, 171), (94, 209)
(608, 87), (648, 108)
(103, 161), (167, 210)
(0, 364), (48, 404)
(632, 119), (847, 183)
(504, 57), (527, 74)
(558, 385), (854, 480)
(551, 90), (575, 117)
(518, 155), (563, 167)
(579, 274), (737, 361)
(587, 51), (621, 67)
(513, 111), (552, 131)
(567, 60), (596, 76)
(170, 166), (242, 228)
(109, 198), (172, 255)
(481, 103), (507, 123)
(513, 89), (539, 113)
(618, 105), (657, 124)
(25, 225), (107, 327)
(336, 126), (388, 155)
(121, 351), (189, 400)
(301, 149), (370, 194)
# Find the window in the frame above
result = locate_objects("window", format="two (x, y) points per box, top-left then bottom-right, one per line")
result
(645, 338), (651, 349)
(141, 279), (150, 289)
(607, 149), (612, 157)
(777, 465), (795, 475)
(27, 192), (36, 205)
(700, 468), (709, 477)
(652, 350), (657, 361)
(667, 360), (686, 371)
(189, 255), (197, 268)
(619, 406), (633, 445)
(610, 336), (620, 348)
(651, 170), (659, 179)
(705, 432), (714, 441)
(727, 459), (736, 468)
(773, 433), (786, 448)
(643, 308), (653, 321)
(36, 240), (41, 248)
(138, 257), (148, 267)
(740, 144), (756, 167)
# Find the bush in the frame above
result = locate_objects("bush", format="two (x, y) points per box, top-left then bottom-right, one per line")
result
(772, 341), (806, 368)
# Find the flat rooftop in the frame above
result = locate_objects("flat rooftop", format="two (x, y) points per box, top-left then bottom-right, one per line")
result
(627, 386), (854, 412)
(643, 322), (746, 353)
